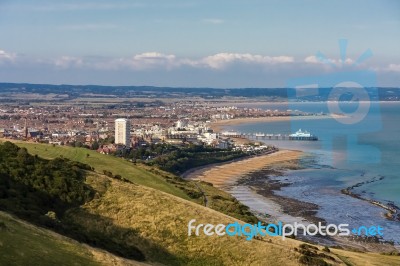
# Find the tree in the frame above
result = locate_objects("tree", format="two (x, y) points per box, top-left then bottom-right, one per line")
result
(91, 141), (99, 150)
(75, 141), (83, 148)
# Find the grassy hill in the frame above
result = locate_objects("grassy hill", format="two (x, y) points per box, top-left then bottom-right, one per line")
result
(65, 171), (400, 265)
(11, 140), (258, 224)
(14, 141), (189, 199)
(2, 140), (399, 265)
(0, 211), (146, 266)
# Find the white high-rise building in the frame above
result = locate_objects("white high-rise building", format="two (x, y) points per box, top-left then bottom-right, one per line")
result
(115, 118), (130, 146)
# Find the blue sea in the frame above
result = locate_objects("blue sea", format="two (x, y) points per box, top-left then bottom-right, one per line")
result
(223, 101), (400, 243)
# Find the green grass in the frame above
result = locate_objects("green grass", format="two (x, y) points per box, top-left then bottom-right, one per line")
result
(0, 211), (100, 266)
(10, 140), (260, 223)
(12, 141), (189, 200)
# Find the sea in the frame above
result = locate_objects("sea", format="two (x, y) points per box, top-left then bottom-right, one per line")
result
(222, 101), (400, 244)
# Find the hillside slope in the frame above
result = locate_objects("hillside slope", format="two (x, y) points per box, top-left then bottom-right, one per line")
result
(4, 140), (399, 265)
(12, 140), (258, 223)
(67, 172), (400, 265)
(0, 211), (147, 266)
(14, 141), (189, 199)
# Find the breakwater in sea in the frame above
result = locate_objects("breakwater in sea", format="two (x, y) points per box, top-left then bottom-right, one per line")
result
(341, 176), (400, 221)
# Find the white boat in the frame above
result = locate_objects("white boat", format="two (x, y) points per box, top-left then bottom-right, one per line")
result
(289, 129), (318, 140)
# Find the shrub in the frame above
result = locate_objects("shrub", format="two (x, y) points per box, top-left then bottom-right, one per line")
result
(322, 246), (330, 253)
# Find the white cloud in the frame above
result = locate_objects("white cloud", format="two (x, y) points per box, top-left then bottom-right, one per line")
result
(304, 55), (354, 65)
(133, 52), (176, 62)
(54, 56), (84, 69)
(0, 49), (16, 62)
(198, 53), (294, 69)
(88, 52), (179, 71)
(124, 52), (177, 70)
(304, 55), (320, 64)
(75, 52), (294, 71)
(387, 64), (400, 72)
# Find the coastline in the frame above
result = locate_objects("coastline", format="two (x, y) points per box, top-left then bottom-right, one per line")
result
(185, 149), (303, 188)
(185, 147), (398, 251)
(188, 112), (400, 251)
(209, 114), (339, 132)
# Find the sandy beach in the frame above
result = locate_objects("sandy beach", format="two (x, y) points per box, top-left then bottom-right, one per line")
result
(185, 149), (303, 188)
(210, 114), (340, 132)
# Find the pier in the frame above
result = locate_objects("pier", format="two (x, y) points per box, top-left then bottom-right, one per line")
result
(221, 129), (318, 141)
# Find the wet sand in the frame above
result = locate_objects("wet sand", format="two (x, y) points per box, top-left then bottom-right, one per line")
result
(237, 167), (323, 224)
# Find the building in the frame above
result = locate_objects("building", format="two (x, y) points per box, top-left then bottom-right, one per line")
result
(115, 118), (130, 146)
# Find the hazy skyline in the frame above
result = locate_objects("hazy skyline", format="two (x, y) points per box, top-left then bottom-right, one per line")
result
(0, 0), (399, 87)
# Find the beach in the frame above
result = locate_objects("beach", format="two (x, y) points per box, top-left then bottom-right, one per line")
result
(184, 144), (399, 252)
(184, 148), (325, 225)
(185, 149), (303, 188)
(210, 114), (341, 132)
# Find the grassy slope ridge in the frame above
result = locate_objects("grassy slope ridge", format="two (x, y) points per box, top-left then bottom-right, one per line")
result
(0, 211), (146, 266)
(15, 142), (189, 199)
(5, 141), (400, 265)
(14, 140), (258, 224)
(69, 172), (400, 266)
(71, 172), (304, 265)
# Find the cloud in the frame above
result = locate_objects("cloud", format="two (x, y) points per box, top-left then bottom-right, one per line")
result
(386, 64), (400, 72)
(54, 56), (84, 69)
(1, 50), (399, 87)
(121, 52), (178, 70)
(202, 18), (224, 24)
(304, 55), (320, 64)
(55, 52), (294, 71)
(304, 55), (354, 65)
(4, 48), (397, 87)
(0, 49), (16, 62)
(198, 53), (294, 69)
(50, 53), (178, 71)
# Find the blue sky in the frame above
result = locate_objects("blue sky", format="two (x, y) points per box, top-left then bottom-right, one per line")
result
(0, 0), (399, 87)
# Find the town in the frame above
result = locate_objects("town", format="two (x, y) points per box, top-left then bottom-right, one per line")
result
(0, 98), (324, 175)
(0, 100), (317, 149)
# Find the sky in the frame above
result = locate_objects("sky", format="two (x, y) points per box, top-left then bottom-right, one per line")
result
(0, 0), (399, 87)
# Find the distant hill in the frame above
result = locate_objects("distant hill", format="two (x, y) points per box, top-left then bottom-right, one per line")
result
(0, 82), (399, 101)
